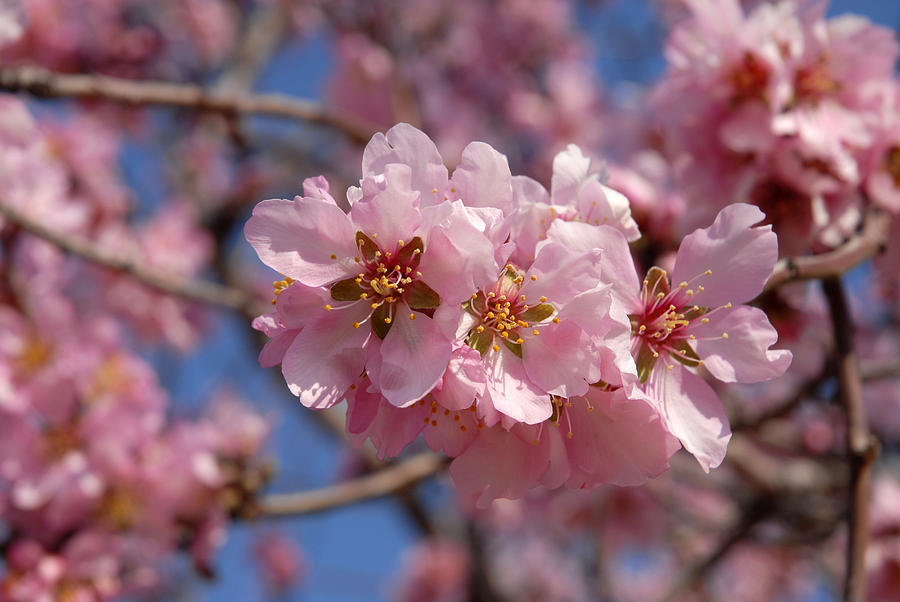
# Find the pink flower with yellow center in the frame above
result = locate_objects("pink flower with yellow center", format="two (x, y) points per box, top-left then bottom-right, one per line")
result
(245, 125), (505, 409)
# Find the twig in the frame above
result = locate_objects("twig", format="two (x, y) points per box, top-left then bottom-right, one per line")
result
(0, 65), (376, 144)
(254, 452), (446, 517)
(822, 277), (880, 602)
(764, 208), (891, 293)
(0, 202), (260, 315)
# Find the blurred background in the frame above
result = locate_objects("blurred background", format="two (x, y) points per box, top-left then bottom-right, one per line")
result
(1, 1), (900, 601)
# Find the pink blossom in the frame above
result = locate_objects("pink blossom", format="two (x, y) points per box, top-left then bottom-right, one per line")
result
(253, 533), (306, 595)
(616, 204), (792, 470)
(245, 124), (501, 408)
(391, 539), (470, 602)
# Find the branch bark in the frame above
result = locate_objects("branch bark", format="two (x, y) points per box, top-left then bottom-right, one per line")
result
(0, 65), (376, 144)
(765, 208), (890, 293)
(0, 202), (260, 315)
(253, 452), (446, 518)
(822, 277), (880, 602)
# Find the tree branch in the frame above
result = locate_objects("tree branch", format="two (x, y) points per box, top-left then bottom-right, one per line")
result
(0, 202), (261, 315)
(253, 452), (447, 518)
(657, 497), (770, 602)
(822, 277), (880, 602)
(764, 208), (891, 293)
(0, 65), (376, 144)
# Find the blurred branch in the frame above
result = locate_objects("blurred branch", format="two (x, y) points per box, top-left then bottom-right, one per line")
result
(823, 277), (880, 602)
(657, 496), (770, 602)
(0, 202), (260, 314)
(764, 207), (891, 293)
(253, 452), (447, 518)
(0, 65), (376, 144)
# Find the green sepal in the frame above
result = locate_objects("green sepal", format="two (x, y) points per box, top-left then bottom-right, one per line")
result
(518, 303), (554, 323)
(502, 339), (523, 358)
(355, 231), (379, 263)
(466, 328), (494, 356)
(371, 302), (395, 339)
(643, 266), (669, 298)
(671, 339), (702, 367)
(331, 277), (365, 301)
(405, 280), (441, 310)
(636, 343), (658, 384)
(395, 236), (424, 271)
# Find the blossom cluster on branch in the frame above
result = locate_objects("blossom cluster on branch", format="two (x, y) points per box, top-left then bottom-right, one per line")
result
(246, 123), (792, 507)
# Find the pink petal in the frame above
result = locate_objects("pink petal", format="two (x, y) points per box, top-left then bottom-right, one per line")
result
(565, 388), (675, 487)
(244, 198), (358, 286)
(671, 203), (778, 307)
(435, 346), (486, 411)
(449, 141), (514, 215)
(361, 123), (448, 202)
(522, 242), (603, 306)
(417, 201), (499, 303)
(258, 330), (299, 368)
(484, 347), (552, 424)
(544, 221), (642, 312)
(347, 388), (428, 459)
(275, 282), (331, 329)
(349, 163), (422, 247)
(371, 307), (452, 407)
(281, 303), (370, 409)
(651, 366), (731, 472)
(690, 305), (792, 383)
(551, 144), (592, 206)
(449, 424), (552, 508)
(523, 318), (597, 398)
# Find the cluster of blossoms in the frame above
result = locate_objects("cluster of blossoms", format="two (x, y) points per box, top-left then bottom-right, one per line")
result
(247, 123), (792, 506)
(324, 0), (605, 170)
(653, 0), (900, 254)
(0, 308), (271, 601)
(0, 93), (272, 600)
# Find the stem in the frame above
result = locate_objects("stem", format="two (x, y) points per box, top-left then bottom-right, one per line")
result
(765, 208), (890, 294)
(822, 277), (880, 602)
(0, 201), (259, 314)
(253, 452), (446, 518)
(0, 66), (376, 143)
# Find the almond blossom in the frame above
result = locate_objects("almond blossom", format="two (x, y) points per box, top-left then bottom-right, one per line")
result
(245, 124), (503, 409)
(622, 203), (791, 470)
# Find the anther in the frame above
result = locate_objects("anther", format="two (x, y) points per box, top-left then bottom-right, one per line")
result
(324, 305), (332, 311)
(384, 317), (392, 324)
(539, 296), (547, 302)
(552, 318), (560, 324)
(409, 313), (416, 320)
(722, 332), (729, 339)
(330, 254), (337, 260)
(531, 275), (537, 281)
(492, 344), (500, 352)
(532, 329), (540, 336)
(353, 322), (360, 328)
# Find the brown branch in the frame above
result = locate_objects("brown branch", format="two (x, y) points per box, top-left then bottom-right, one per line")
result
(823, 277), (880, 602)
(764, 208), (891, 293)
(0, 65), (376, 144)
(253, 452), (447, 518)
(0, 202), (261, 315)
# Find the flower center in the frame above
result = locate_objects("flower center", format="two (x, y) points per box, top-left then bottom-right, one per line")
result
(630, 266), (730, 382)
(327, 232), (440, 339)
(463, 265), (556, 357)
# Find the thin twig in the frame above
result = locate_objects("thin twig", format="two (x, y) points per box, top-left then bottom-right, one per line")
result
(0, 202), (260, 314)
(822, 277), (880, 602)
(254, 452), (446, 518)
(0, 65), (376, 144)
(765, 208), (891, 293)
